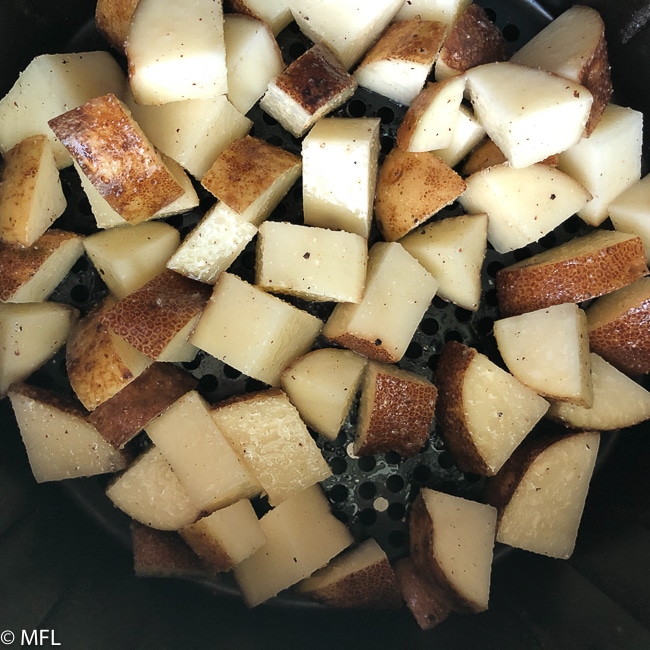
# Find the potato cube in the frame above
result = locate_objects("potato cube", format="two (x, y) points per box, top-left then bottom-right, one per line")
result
(210, 388), (332, 506)
(0, 135), (66, 246)
(0, 52), (126, 168)
(180, 500), (266, 572)
(228, 0), (293, 35)
(95, 0), (140, 53)
(609, 174), (650, 263)
(146, 391), (260, 512)
(394, 0), (471, 26)
(233, 485), (354, 607)
(324, 242), (439, 363)
(430, 105), (485, 168)
(260, 43), (357, 138)
(190, 272), (323, 386)
(256, 221), (367, 303)
(302, 117), (380, 238)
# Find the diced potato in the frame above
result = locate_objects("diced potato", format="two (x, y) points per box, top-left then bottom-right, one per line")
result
(353, 20), (445, 106)
(256, 221), (368, 303)
(409, 488), (497, 612)
(210, 388), (332, 506)
(374, 148), (466, 242)
(8, 383), (128, 483)
(106, 446), (202, 530)
(484, 430), (600, 559)
(190, 272), (323, 387)
(126, 0), (227, 104)
(558, 103), (643, 226)
(100, 270), (211, 362)
(224, 14), (284, 115)
(260, 43), (357, 138)
(496, 229), (649, 317)
(302, 117), (380, 238)
(430, 105), (485, 168)
(546, 354), (650, 430)
(433, 3), (507, 81)
(587, 277), (650, 376)
(0, 230), (84, 304)
(493, 303), (593, 406)
(394, 0), (471, 26)
(297, 538), (403, 609)
(227, 0), (293, 35)
(180, 500), (266, 572)
(355, 361), (438, 457)
(233, 485), (354, 607)
(146, 391), (260, 512)
(609, 174), (650, 263)
(400, 212), (488, 311)
(166, 202), (258, 285)
(0, 135), (66, 246)
(434, 341), (550, 476)
(95, 0), (140, 53)
(324, 242), (438, 363)
(280, 348), (368, 441)
(510, 5), (612, 135)
(84, 221), (181, 299)
(201, 135), (301, 224)
(49, 93), (184, 225)
(0, 52), (126, 168)
(465, 62), (593, 169)
(128, 95), (252, 180)
(396, 76), (467, 152)
(289, 0), (404, 70)
(0, 301), (78, 397)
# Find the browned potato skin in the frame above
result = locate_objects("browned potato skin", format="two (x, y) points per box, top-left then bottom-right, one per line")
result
(179, 524), (239, 573)
(461, 138), (559, 176)
(100, 270), (211, 360)
(201, 135), (301, 211)
(0, 229), (83, 302)
(436, 3), (508, 76)
(578, 30), (612, 135)
(88, 363), (198, 448)
(95, 0), (140, 53)
(374, 147), (466, 242)
(48, 93), (184, 224)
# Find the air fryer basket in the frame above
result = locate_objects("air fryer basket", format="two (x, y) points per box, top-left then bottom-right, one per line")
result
(2, 1), (650, 648)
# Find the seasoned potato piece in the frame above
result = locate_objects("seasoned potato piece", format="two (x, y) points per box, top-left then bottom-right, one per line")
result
(431, 105), (485, 168)
(95, 0), (140, 53)
(609, 174), (650, 263)
(227, 0), (293, 35)
(394, 0), (471, 26)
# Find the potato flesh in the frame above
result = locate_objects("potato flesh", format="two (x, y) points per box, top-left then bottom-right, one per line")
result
(145, 391), (260, 512)
(230, 0), (293, 35)
(256, 221), (367, 302)
(394, 0), (472, 25)
(431, 105), (485, 167)
(496, 432), (600, 559)
(609, 174), (650, 263)
(302, 117), (380, 238)
(493, 303), (593, 406)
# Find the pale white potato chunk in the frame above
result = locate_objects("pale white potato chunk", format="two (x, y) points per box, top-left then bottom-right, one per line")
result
(465, 62), (593, 169)
(224, 14), (284, 115)
(430, 105), (485, 167)
(233, 485), (354, 607)
(146, 391), (260, 512)
(8, 383), (127, 483)
(211, 389), (332, 507)
(547, 354), (650, 430)
(256, 221), (367, 303)
(126, 0), (227, 104)
(0, 135), (66, 246)
(180, 500), (266, 572)
(494, 303), (593, 406)
(396, 76), (467, 152)
(558, 103), (643, 226)
(190, 272), (323, 386)
(0, 301), (78, 397)
(229, 0), (293, 35)
(409, 488), (496, 613)
(458, 162), (591, 253)
(0, 51), (126, 168)
(289, 0), (404, 70)
(324, 242), (438, 363)
(166, 202), (257, 285)
(400, 213), (488, 311)
(353, 20), (445, 106)
(485, 431), (600, 559)
(394, 0), (471, 26)
(609, 174), (650, 263)
(280, 348), (368, 440)
(84, 221), (181, 300)
(127, 94), (252, 180)
(302, 117), (380, 238)
(106, 446), (201, 530)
